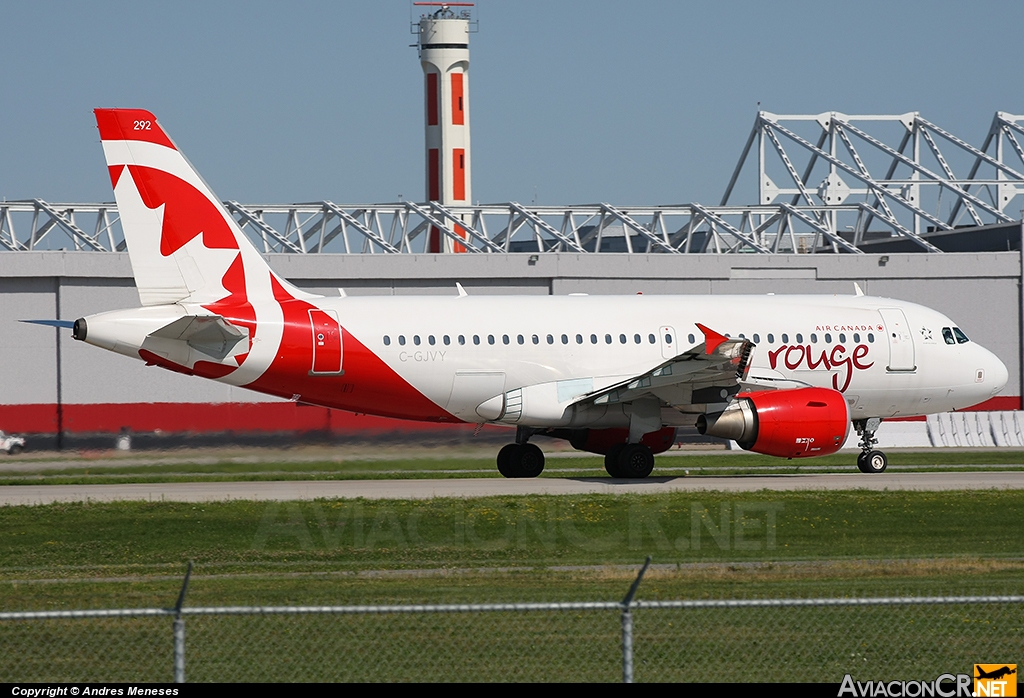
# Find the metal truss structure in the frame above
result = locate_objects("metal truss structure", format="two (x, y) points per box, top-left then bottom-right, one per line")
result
(3, 112), (1022, 255)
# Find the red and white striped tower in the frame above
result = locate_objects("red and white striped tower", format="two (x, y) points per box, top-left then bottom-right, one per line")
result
(415, 2), (473, 253)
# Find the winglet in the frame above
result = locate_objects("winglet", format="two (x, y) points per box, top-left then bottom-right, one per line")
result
(456, 282), (468, 297)
(854, 282), (865, 297)
(695, 323), (728, 354)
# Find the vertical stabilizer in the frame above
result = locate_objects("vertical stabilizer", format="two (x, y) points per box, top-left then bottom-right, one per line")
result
(94, 109), (308, 307)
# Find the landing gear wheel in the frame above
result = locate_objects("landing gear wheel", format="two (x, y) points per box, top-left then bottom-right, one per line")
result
(617, 443), (655, 479)
(496, 443), (546, 478)
(857, 450), (888, 474)
(604, 444), (627, 478)
(517, 443), (545, 478)
(497, 444), (520, 478)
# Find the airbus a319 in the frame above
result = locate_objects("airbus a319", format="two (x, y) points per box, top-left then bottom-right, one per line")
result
(49, 110), (1009, 478)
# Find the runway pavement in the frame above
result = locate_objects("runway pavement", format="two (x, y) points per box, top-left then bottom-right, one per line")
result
(2, 471), (1023, 505)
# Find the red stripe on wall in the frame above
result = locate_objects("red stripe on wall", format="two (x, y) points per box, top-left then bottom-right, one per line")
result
(453, 148), (465, 201)
(428, 147), (442, 253)
(0, 403), (492, 436)
(451, 73), (464, 126)
(426, 73), (439, 126)
(428, 148), (440, 201)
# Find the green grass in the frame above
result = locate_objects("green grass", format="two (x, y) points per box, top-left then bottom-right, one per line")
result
(2, 489), (1022, 682)
(2, 448), (1023, 485)
(2, 490), (1022, 608)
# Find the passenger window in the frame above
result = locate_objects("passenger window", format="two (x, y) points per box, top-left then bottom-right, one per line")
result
(502, 334), (510, 345)
(576, 334), (583, 344)
(428, 335), (436, 346)
(517, 334), (524, 345)
(473, 335), (480, 345)
(488, 335), (495, 345)
(561, 334), (569, 344)
(781, 333), (789, 343)
(796, 333), (803, 343)
(767, 333), (775, 344)
(443, 335), (451, 346)
(839, 333), (846, 343)
(605, 334), (612, 344)
(753, 334), (760, 344)
(634, 334), (641, 344)
(853, 333), (860, 343)
(383, 335), (391, 346)
(547, 334), (554, 345)
(413, 335), (421, 346)
(810, 333), (818, 343)
(458, 335), (465, 345)
(399, 335), (406, 346)
(825, 333), (832, 343)
(532, 334), (539, 345)
(591, 334), (598, 344)
(648, 334), (656, 344)
(619, 334), (627, 344)
(867, 333), (874, 343)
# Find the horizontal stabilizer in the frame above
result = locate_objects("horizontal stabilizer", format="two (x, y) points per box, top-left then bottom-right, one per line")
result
(20, 319), (75, 329)
(147, 315), (247, 361)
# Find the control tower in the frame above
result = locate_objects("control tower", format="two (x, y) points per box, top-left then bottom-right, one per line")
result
(414, 2), (475, 253)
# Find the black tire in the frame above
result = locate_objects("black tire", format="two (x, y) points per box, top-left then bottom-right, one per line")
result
(857, 450), (888, 474)
(616, 443), (655, 479)
(496, 444), (521, 478)
(604, 443), (626, 478)
(517, 443), (545, 478)
(8, 444), (23, 455)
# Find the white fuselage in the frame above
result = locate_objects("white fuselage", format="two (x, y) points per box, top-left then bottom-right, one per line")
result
(82, 292), (1009, 428)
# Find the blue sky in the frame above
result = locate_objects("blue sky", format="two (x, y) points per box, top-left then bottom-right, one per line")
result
(1, 1), (1021, 206)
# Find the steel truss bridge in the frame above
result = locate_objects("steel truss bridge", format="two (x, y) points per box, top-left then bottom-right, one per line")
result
(3, 111), (1023, 255)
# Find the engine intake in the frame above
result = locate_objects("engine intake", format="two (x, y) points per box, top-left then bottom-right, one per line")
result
(696, 387), (850, 458)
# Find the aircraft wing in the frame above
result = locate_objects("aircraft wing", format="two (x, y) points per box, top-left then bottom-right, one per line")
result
(570, 324), (755, 412)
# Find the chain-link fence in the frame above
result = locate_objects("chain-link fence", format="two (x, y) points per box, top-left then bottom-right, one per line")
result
(3, 595), (1022, 682)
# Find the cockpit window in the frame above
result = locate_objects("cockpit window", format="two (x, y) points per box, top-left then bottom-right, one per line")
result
(942, 327), (955, 345)
(953, 327), (970, 344)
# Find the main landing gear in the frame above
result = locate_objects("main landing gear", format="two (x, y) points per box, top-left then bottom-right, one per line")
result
(496, 431), (546, 478)
(604, 443), (655, 479)
(854, 418), (887, 474)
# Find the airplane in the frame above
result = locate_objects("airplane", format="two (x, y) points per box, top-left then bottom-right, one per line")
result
(975, 666), (1016, 681)
(52, 109), (1010, 478)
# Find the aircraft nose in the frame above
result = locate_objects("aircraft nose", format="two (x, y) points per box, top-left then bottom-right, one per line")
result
(978, 347), (1008, 396)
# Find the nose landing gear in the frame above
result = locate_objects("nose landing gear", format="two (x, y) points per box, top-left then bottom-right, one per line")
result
(854, 418), (887, 473)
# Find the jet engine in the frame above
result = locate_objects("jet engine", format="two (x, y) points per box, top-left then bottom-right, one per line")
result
(696, 387), (850, 458)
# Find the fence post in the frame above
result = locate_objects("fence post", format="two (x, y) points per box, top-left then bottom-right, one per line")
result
(172, 562), (193, 683)
(620, 556), (651, 683)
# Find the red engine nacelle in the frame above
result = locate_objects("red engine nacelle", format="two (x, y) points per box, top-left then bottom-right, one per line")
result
(696, 387), (850, 459)
(569, 426), (677, 455)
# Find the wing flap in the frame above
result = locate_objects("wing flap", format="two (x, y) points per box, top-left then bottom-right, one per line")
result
(574, 326), (754, 409)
